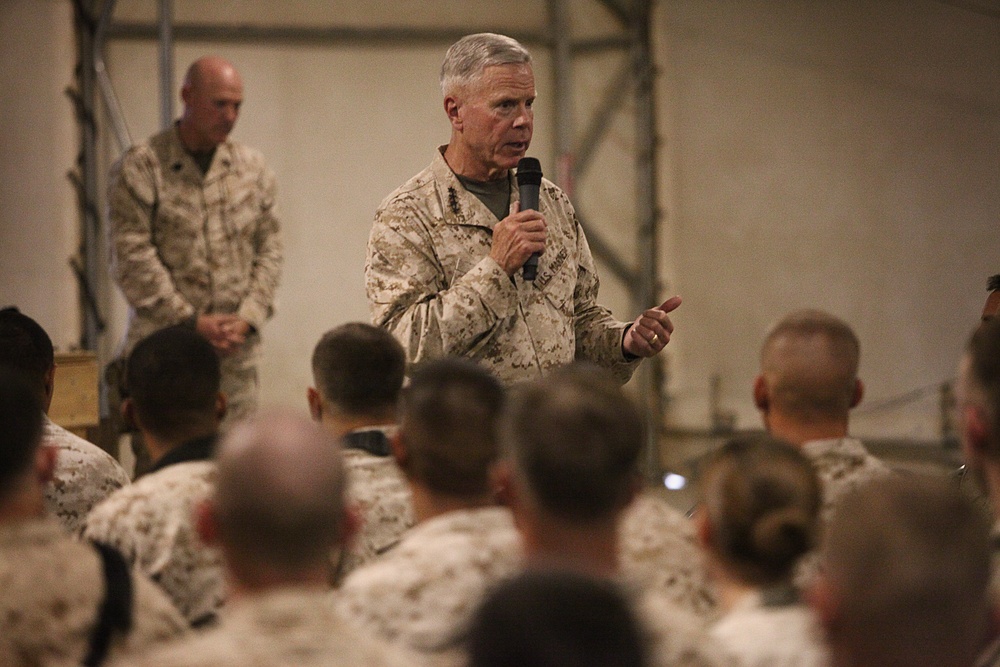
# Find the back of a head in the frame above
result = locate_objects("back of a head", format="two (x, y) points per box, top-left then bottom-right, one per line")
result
(500, 363), (643, 523)
(126, 325), (221, 441)
(0, 307), (54, 402)
(760, 309), (860, 421)
(0, 368), (44, 500)
(822, 474), (992, 667)
(213, 410), (347, 575)
(399, 357), (505, 497)
(466, 569), (649, 667)
(966, 317), (1000, 454)
(440, 32), (532, 97)
(311, 323), (405, 415)
(699, 435), (821, 586)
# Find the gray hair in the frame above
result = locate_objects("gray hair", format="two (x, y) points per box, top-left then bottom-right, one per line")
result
(440, 33), (532, 97)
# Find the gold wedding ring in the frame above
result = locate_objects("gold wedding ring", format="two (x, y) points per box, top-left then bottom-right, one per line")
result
(650, 334), (659, 345)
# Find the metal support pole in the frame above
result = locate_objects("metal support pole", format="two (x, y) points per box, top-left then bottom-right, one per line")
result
(548, 0), (574, 192)
(631, 0), (665, 480)
(158, 0), (174, 129)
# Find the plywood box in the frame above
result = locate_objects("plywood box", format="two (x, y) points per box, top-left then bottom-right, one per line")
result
(50, 351), (99, 438)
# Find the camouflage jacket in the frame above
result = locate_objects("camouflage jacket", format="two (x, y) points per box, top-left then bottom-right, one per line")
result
(335, 447), (414, 582)
(708, 589), (830, 667)
(41, 415), (130, 534)
(108, 125), (282, 353)
(801, 437), (894, 522)
(365, 148), (638, 385)
(115, 588), (419, 667)
(619, 492), (718, 621)
(81, 459), (222, 626)
(335, 506), (522, 663)
(0, 518), (186, 666)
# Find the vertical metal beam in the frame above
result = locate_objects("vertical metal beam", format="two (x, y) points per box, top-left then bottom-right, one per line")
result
(548, 0), (574, 193)
(75, 0), (101, 351)
(630, 0), (665, 480)
(158, 0), (174, 129)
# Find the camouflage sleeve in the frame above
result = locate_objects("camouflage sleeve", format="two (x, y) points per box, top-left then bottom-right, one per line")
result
(108, 149), (196, 326)
(568, 205), (640, 384)
(236, 162), (282, 330)
(365, 198), (518, 363)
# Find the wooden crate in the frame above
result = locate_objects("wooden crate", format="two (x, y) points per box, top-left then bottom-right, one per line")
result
(49, 351), (99, 439)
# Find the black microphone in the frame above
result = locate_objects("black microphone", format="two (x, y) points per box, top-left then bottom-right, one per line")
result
(516, 157), (543, 281)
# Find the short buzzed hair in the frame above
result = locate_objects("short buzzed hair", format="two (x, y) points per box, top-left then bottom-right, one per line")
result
(0, 369), (44, 497)
(821, 475), (993, 667)
(500, 363), (643, 522)
(126, 326), (221, 440)
(760, 309), (860, 420)
(398, 358), (505, 497)
(213, 411), (347, 572)
(466, 569), (649, 667)
(0, 307), (54, 400)
(440, 33), (532, 97)
(965, 317), (1000, 454)
(988, 274), (1000, 291)
(311, 323), (405, 415)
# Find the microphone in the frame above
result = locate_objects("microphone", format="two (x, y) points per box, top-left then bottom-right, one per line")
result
(516, 157), (543, 281)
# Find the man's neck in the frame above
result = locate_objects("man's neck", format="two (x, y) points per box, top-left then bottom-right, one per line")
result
(225, 562), (331, 604)
(520, 512), (620, 579)
(764, 411), (850, 447)
(408, 481), (494, 525)
(176, 119), (217, 155)
(0, 478), (47, 525)
(144, 427), (215, 466)
(443, 142), (508, 182)
(319, 410), (395, 440)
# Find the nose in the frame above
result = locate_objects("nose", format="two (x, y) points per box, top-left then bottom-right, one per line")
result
(513, 103), (532, 129)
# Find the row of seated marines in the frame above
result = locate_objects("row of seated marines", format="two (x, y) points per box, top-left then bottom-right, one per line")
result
(0, 280), (999, 667)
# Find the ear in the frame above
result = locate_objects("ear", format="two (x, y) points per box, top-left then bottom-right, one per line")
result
(804, 574), (840, 636)
(35, 445), (57, 484)
(963, 405), (990, 458)
(850, 378), (864, 409)
(180, 82), (193, 107)
(195, 498), (219, 547)
(753, 375), (770, 411)
(340, 502), (363, 550)
(693, 505), (713, 550)
(42, 364), (56, 412)
(444, 95), (462, 130)
(389, 431), (409, 471)
(121, 397), (137, 431)
(307, 387), (323, 422)
(214, 392), (228, 424)
(490, 460), (517, 508)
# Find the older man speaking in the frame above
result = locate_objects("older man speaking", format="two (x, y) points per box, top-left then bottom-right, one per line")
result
(366, 33), (679, 384)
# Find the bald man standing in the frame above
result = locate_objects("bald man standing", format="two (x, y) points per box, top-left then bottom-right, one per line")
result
(109, 55), (283, 433)
(753, 309), (892, 520)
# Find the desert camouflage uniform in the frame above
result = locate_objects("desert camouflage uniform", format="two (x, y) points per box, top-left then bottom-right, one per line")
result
(115, 588), (418, 667)
(335, 506), (521, 665)
(802, 437), (893, 522)
(619, 491), (718, 620)
(0, 517), (186, 666)
(41, 414), (131, 534)
(335, 445), (414, 581)
(632, 587), (734, 667)
(365, 148), (639, 386)
(82, 457), (222, 626)
(708, 588), (830, 667)
(108, 125), (282, 423)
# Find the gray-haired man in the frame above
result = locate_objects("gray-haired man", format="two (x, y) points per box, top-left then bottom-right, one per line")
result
(365, 33), (680, 386)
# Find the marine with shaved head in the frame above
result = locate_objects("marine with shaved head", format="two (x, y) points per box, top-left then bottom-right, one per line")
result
(753, 309), (892, 520)
(115, 411), (416, 667)
(109, 55), (283, 459)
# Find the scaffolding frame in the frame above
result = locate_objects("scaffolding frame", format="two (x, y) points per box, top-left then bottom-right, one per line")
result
(73, 0), (667, 478)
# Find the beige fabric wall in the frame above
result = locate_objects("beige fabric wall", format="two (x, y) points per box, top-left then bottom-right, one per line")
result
(2, 1), (997, 443)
